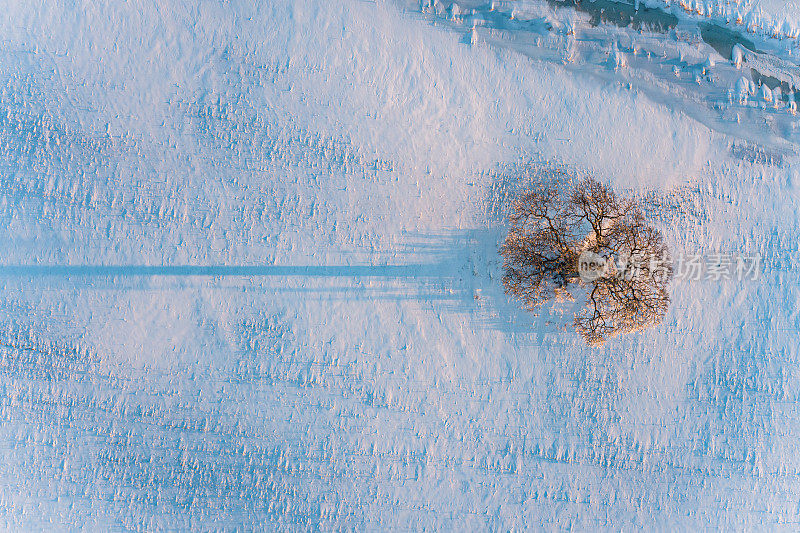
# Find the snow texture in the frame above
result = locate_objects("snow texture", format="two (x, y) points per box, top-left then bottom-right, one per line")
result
(0, 0), (799, 530)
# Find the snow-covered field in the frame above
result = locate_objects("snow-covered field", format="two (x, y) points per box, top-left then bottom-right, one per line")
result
(1, 0), (800, 529)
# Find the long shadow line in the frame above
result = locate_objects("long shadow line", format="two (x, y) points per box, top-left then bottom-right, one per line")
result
(0, 263), (457, 278)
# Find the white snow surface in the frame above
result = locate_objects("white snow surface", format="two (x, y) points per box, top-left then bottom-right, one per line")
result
(0, 0), (799, 530)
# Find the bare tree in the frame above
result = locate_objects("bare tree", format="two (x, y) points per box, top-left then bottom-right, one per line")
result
(500, 177), (672, 345)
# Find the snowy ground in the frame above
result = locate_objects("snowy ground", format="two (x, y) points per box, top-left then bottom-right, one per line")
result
(1, 0), (800, 530)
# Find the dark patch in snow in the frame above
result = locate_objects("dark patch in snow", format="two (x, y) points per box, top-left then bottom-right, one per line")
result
(700, 22), (758, 58)
(547, 0), (678, 33)
(750, 68), (794, 95)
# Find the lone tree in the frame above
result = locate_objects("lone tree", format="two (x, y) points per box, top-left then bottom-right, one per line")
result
(500, 177), (672, 345)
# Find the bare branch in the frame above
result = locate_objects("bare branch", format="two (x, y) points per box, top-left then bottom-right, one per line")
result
(501, 177), (672, 345)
